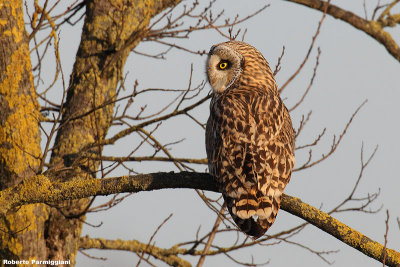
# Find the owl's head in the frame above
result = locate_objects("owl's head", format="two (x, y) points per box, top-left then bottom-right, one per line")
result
(206, 42), (244, 93)
(206, 41), (275, 94)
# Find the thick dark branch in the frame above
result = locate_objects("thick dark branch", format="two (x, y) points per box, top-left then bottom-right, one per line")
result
(284, 0), (400, 62)
(0, 172), (399, 266)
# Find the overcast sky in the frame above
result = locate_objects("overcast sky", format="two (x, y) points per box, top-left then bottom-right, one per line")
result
(30, 0), (400, 266)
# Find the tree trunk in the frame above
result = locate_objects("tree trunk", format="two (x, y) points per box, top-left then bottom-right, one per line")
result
(0, 0), (47, 261)
(45, 0), (182, 264)
(0, 0), (181, 264)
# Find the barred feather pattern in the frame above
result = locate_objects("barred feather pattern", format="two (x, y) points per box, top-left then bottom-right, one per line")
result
(206, 41), (295, 238)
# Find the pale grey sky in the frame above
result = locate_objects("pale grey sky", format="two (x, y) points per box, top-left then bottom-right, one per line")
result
(30, 0), (400, 266)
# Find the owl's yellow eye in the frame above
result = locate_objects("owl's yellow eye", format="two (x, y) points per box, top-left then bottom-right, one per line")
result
(219, 62), (228, 69)
(218, 60), (230, 70)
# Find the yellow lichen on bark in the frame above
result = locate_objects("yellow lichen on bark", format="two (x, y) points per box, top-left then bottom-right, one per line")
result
(18, 174), (53, 200)
(294, 194), (400, 265)
(0, 174), (103, 213)
(0, 0), (24, 42)
(0, 43), (41, 175)
(0, 18), (7, 26)
(80, 236), (191, 267)
(0, 0), (47, 260)
(2, 204), (49, 254)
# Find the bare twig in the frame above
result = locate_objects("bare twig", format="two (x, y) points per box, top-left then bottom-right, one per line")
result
(383, 210), (390, 267)
(78, 249), (107, 261)
(273, 46), (285, 76)
(294, 100), (367, 171)
(196, 204), (226, 267)
(279, 0), (329, 94)
(329, 143), (380, 215)
(137, 213), (173, 267)
(289, 47), (321, 112)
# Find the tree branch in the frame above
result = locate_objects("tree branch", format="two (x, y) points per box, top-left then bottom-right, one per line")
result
(88, 155), (208, 164)
(0, 172), (399, 266)
(284, 0), (400, 62)
(281, 196), (399, 267)
(79, 236), (191, 267)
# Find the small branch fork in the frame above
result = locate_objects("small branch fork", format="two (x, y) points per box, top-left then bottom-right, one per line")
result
(294, 100), (368, 172)
(136, 213), (174, 267)
(284, 0), (400, 62)
(140, 1), (270, 56)
(279, 0), (329, 94)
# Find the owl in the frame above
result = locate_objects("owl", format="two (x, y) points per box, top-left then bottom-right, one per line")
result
(205, 41), (295, 238)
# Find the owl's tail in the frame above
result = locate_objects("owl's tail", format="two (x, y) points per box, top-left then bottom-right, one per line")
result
(224, 194), (280, 239)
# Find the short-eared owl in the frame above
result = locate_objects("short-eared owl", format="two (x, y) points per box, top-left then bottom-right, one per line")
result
(205, 41), (295, 238)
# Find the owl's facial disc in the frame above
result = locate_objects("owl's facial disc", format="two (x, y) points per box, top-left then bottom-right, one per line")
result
(207, 55), (230, 93)
(206, 45), (243, 93)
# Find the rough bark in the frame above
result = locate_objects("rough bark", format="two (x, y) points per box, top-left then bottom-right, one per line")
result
(45, 0), (182, 264)
(0, 0), (47, 261)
